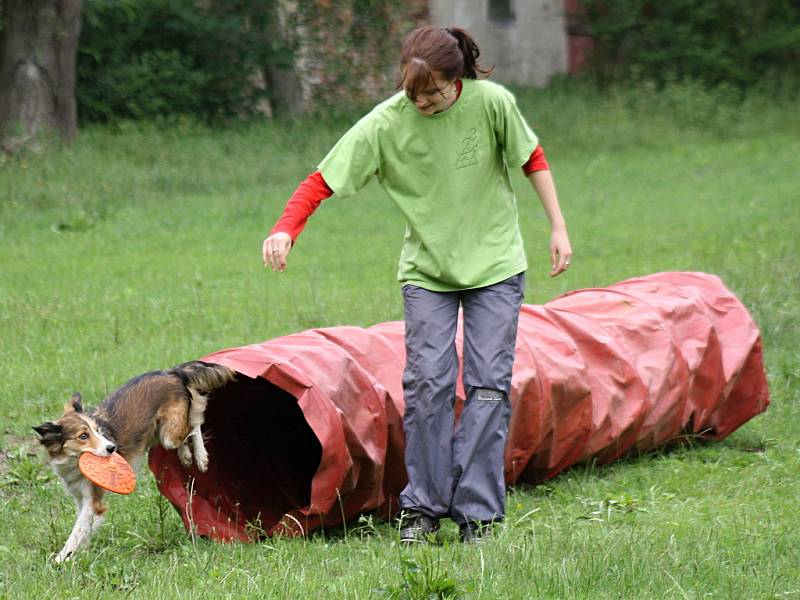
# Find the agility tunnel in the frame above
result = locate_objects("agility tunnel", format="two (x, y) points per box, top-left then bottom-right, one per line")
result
(148, 272), (769, 541)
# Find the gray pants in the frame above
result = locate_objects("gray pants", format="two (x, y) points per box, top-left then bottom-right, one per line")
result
(398, 272), (525, 525)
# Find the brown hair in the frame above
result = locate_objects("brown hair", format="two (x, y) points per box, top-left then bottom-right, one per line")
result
(398, 26), (493, 101)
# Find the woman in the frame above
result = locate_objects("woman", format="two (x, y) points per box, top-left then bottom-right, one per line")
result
(263, 26), (571, 543)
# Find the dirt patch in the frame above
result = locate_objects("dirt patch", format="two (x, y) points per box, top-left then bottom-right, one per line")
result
(0, 434), (39, 476)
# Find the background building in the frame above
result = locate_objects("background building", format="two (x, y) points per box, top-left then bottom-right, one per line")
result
(279, 0), (582, 113)
(428, 0), (569, 87)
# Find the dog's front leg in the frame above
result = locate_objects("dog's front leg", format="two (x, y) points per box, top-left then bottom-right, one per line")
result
(190, 426), (208, 472)
(176, 425), (209, 472)
(56, 502), (97, 562)
(55, 485), (107, 562)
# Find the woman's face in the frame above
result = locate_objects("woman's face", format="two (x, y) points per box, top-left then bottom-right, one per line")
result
(404, 70), (458, 116)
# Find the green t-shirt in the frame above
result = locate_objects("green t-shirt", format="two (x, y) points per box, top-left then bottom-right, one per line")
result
(318, 78), (538, 292)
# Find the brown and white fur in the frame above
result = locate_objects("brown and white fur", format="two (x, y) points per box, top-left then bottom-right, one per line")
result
(33, 360), (235, 562)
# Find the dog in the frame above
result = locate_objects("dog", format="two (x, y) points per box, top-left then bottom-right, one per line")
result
(33, 360), (235, 562)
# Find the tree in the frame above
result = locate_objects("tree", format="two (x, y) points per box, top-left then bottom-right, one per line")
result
(0, 0), (82, 152)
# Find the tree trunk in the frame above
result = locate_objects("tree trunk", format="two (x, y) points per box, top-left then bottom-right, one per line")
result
(264, 2), (305, 116)
(265, 62), (305, 117)
(0, 0), (82, 152)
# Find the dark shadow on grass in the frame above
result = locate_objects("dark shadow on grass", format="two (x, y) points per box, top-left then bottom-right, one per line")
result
(511, 425), (772, 497)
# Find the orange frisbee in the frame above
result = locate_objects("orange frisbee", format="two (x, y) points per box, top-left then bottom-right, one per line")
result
(79, 452), (137, 494)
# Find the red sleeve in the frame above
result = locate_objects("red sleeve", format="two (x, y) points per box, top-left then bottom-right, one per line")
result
(522, 144), (549, 175)
(270, 170), (333, 241)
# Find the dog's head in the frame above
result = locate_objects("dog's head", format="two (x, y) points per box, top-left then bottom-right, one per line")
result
(33, 393), (117, 460)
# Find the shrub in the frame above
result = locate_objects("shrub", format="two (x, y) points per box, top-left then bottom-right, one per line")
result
(581, 0), (800, 89)
(77, 0), (286, 123)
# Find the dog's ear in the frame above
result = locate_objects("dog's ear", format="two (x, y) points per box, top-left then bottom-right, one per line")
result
(33, 422), (64, 444)
(64, 392), (83, 414)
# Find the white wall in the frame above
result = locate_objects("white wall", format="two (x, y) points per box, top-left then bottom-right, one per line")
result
(428, 0), (568, 87)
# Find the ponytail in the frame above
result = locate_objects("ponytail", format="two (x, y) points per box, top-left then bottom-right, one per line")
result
(445, 27), (493, 79)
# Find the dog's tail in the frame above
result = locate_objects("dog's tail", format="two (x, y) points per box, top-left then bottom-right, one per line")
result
(171, 360), (236, 394)
(171, 361), (236, 428)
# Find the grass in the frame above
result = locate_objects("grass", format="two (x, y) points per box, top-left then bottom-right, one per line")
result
(1, 80), (799, 598)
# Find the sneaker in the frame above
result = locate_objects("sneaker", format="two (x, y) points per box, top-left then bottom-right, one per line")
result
(399, 511), (439, 544)
(459, 521), (493, 544)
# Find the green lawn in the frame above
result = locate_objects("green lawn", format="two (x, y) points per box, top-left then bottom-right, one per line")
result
(1, 83), (798, 598)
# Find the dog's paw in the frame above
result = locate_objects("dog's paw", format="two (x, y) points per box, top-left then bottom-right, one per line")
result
(177, 444), (193, 468)
(54, 548), (74, 564)
(194, 446), (209, 472)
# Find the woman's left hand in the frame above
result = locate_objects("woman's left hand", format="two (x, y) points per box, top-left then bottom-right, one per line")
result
(549, 227), (572, 277)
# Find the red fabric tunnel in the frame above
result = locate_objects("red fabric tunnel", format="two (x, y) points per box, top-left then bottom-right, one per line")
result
(148, 272), (770, 541)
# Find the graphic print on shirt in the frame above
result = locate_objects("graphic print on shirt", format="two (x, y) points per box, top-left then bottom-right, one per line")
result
(455, 127), (480, 169)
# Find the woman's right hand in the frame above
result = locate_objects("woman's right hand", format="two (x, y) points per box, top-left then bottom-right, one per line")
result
(262, 232), (293, 272)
